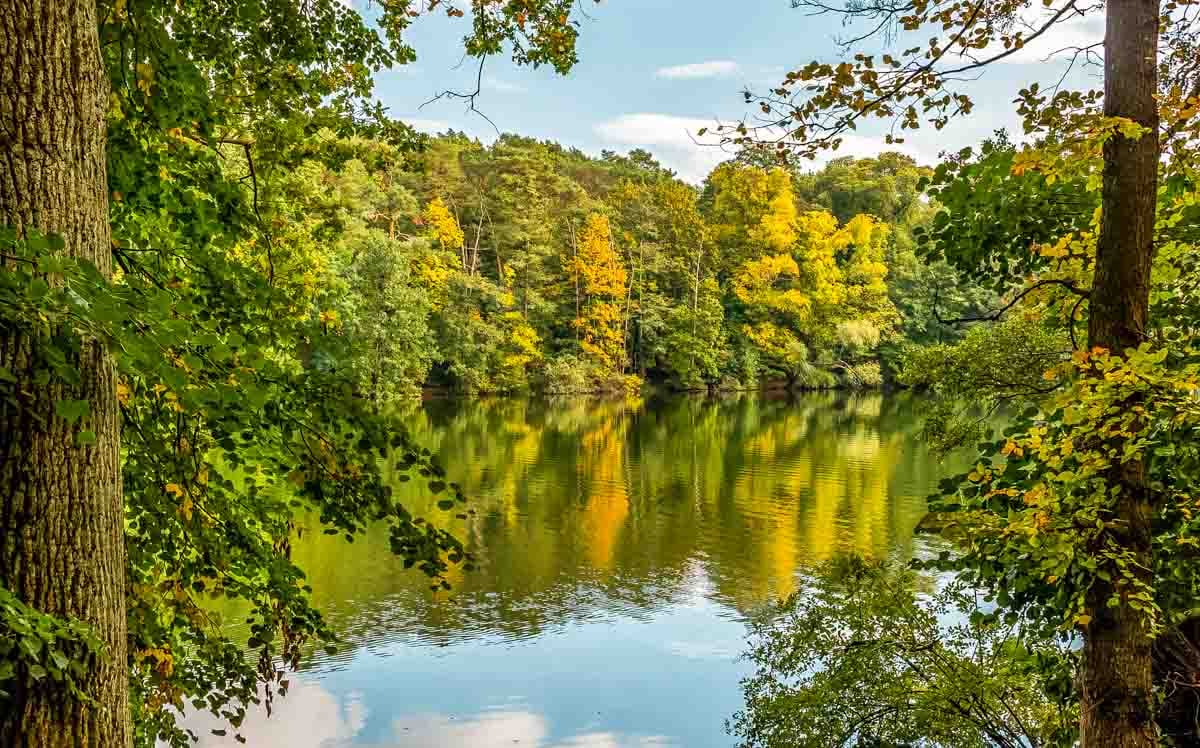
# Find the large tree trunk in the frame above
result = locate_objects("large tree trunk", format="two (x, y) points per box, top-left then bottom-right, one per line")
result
(0, 2), (130, 746)
(1079, 0), (1161, 745)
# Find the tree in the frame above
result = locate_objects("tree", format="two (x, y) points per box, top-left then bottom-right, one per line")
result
(735, 254), (821, 385)
(719, 0), (1193, 738)
(422, 196), (468, 270)
(704, 163), (799, 275)
(730, 558), (1077, 748)
(0, 2), (130, 743)
(0, 0), (594, 743)
(567, 213), (628, 375)
(1078, 6), (1161, 740)
(794, 152), (926, 226)
(664, 279), (727, 388)
(340, 237), (437, 404)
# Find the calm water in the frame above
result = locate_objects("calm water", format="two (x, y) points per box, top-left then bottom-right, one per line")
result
(186, 392), (961, 747)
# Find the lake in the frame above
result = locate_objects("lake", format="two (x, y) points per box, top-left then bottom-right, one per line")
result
(184, 392), (962, 747)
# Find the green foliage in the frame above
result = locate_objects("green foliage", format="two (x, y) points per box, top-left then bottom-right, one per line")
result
(663, 279), (727, 389)
(543, 353), (594, 394)
(251, 139), (988, 397)
(0, 223), (472, 746)
(729, 557), (1077, 748)
(794, 153), (928, 225)
(0, 586), (106, 702)
(542, 353), (638, 394)
(914, 135), (1097, 293)
(898, 318), (1070, 454)
(927, 345), (1200, 634)
(432, 275), (541, 393)
(3, 0), (602, 742)
(906, 151), (1200, 634)
(837, 361), (882, 389)
(789, 152), (996, 363)
(339, 237), (437, 403)
(2, 2), (1011, 737)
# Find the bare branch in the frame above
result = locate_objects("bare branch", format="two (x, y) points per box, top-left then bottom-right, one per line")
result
(419, 56), (501, 134)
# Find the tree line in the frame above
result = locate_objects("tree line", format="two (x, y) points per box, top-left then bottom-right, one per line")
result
(261, 132), (988, 400)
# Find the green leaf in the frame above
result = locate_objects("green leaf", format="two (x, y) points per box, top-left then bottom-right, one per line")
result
(54, 399), (90, 425)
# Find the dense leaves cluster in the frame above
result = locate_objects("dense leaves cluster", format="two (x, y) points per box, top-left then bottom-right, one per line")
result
(309, 140), (991, 396)
(929, 345), (1200, 632)
(730, 557), (1077, 748)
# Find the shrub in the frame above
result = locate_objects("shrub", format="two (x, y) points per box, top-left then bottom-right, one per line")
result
(729, 557), (1077, 748)
(840, 361), (883, 389)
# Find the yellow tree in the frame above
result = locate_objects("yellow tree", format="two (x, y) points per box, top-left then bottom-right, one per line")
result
(734, 250), (820, 384)
(705, 164), (799, 272)
(734, 208), (896, 384)
(421, 196), (465, 256)
(568, 213), (628, 373)
(795, 211), (895, 353)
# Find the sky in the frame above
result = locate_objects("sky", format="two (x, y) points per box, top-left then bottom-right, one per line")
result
(357, 0), (1105, 183)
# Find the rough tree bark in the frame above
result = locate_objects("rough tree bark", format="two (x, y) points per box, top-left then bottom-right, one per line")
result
(0, 1), (130, 746)
(1079, 0), (1161, 745)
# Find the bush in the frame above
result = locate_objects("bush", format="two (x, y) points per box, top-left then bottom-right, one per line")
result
(839, 361), (883, 389)
(728, 557), (1077, 748)
(790, 360), (838, 390)
(542, 354), (641, 394)
(735, 344), (761, 387)
(543, 354), (592, 394)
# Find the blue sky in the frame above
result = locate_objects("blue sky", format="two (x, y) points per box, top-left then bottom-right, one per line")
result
(360, 0), (1105, 182)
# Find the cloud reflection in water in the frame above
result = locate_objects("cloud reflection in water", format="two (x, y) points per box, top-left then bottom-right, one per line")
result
(182, 679), (674, 748)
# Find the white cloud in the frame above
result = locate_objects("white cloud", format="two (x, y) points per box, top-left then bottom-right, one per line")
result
(557, 733), (677, 747)
(595, 114), (931, 182)
(594, 113), (731, 183)
(484, 77), (528, 94)
(655, 60), (740, 80)
(981, 8), (1104, 64)
(389, 710), (677, 748)
(391, 710), (548, 747)
(665, 639), (738, 660)
(403, 117), (453, 134)
(181, 681), (367, 747)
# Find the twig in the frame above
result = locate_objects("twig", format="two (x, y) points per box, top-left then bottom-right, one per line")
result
(419, 56), (500, 134)
(241, 142), (275, 286)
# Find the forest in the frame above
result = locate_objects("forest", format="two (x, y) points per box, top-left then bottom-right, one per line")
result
(245, 133), (988, 399)
(0, 0), (1198, 747)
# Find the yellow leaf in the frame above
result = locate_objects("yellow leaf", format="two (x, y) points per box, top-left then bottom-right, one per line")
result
(138, 647), (175, 677)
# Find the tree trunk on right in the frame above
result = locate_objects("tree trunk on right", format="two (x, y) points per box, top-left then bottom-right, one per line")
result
(1079, 0), (1160, 745)
(0, 1), (130, 746)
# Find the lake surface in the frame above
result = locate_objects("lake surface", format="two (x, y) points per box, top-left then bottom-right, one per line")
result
(187, 392), (961, 747)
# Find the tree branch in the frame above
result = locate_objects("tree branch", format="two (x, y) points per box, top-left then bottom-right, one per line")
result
(419, 56), (500, 134)
(934, 279), (1090, 325)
